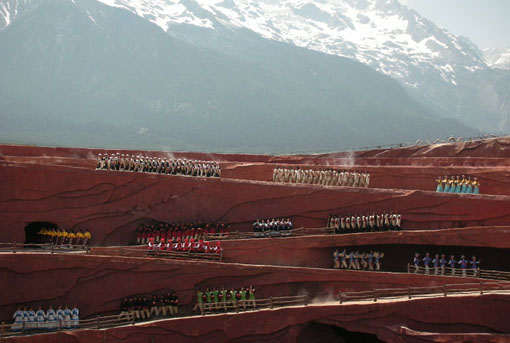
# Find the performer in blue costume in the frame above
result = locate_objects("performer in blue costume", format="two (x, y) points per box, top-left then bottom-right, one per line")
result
(439, 254), (447, 275)
(71, 305), (80, 329)
(46, 306), (56, 331)
(458, 255), (468, 277)
(413, 253), (420, 273)
(448, 255), (456, 275)
(470, 256), (480, 277)
(35, 306), (46, 329)
(11, 307), (24, 331)
(422, 252), (431, 274)
(432, 254), (440, 275)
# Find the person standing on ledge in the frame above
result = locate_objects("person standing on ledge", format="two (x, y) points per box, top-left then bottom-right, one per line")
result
(413, 253), (420, 273)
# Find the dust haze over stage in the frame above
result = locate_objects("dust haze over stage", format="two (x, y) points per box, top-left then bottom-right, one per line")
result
(1, 137), (510, 343)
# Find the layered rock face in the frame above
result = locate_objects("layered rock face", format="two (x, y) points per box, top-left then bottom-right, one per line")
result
(1, 138), (510, 342)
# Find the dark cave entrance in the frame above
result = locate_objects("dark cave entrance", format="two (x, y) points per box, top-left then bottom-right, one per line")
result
(297, 323), (382, 343)
(24, 222), (58, 245)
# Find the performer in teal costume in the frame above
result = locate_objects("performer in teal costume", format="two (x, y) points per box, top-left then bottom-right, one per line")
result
(436, 176), (443, 192)
(443, 176), (450, 193)
(473, 177), (480, 194)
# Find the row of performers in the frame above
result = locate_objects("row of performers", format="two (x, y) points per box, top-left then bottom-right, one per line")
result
(273, 167), (370, 188)
(120, 291), (179, 321)
(136, 222), (231, 245)
(96, 153), (221, 178)
(11, 306), (79, 332)
(333, 249), (384, 270)
(148, 237), (224, 255)
(435, 175), (480, 194)
(412, 253), (481, 276)
(193, 287), (256, 314)
(37, 228), (91, 246)
(327, 213), (402, 233)
(253, 218), (293, 237)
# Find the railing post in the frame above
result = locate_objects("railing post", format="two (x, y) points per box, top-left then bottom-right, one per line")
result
(407, 264), (410, 273)
(373, 289), (377, 302)
(220, 251), (223, 262)
(1, 321), (5, 340)
(339, 292), (343, 304)
(21, 321), (25, 334)
(269, 296), (273, 309)
(96, 316), (100, 329)
(408, 287), (411, 299)
(443, 285), (447, 297)
(51, 243), (55, 254)
(13, 242), (16, 254)
(480, 281), (483, 295)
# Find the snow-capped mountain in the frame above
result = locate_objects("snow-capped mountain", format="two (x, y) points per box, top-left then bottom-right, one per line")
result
(483, 48), (510, 70)
(0, 0), (508, 133)
(88, 0), (508, 132)
(97, 0), (484, 87)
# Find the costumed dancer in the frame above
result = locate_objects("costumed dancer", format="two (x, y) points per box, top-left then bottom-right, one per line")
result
(448, 255), (456, 275)
(11, 307), (23, 332)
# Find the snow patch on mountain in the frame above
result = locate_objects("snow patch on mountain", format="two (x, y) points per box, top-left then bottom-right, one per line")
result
(483, 47), (510, 70)
(0, 0), (32, 30)
(98, 0), (213, 30)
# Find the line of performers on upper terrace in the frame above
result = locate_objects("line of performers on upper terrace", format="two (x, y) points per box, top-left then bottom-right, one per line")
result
(136, 221), (230, 245)
(11, 305), (79, 332)
(412, 252), (480, 277)
(273, 167), (370, 187)
(327, 212), (401, 233)
(96, 153), (221, 177)
(37, 228), (91, 246)
(252, 218), (293, 237)
(333, 249), (384, 271)
(436, 175), (480, 194)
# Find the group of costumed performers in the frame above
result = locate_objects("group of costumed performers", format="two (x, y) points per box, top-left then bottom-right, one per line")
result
(333, 249), (384, 271)
(96, 153), (221, 178)
(327, 212), (401, 233)
(193, 287), (256, 315)
(11, 305), (79, 332)
(436, 175), (480, 194)
(37, 228), (91, 246)
(119, 291), (178, 321)
(253, 218), (293, 237)
(273, 167), (370, 188)
(136, 221), (231, 245)
(147, 237), (223, 255)
(412, 252), (480, 277)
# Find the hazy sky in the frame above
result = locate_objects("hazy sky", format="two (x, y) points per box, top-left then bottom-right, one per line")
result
(398, 0), (510, 49)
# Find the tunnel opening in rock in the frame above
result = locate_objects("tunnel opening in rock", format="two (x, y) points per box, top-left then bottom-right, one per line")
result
(24, 222), (58, 245)
(297, 322), (381, 343)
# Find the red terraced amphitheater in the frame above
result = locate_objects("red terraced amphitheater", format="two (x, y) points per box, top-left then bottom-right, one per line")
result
(1, 138), (510, 343)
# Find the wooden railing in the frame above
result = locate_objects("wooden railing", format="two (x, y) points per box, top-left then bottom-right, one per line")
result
(203, 227), (332, 241)
(201, 294), (307, 315)
(407, 264), (510, 281)
(0, 313), (135, 338)
(118, 246), (223, 262)
(0, 242), (90, 254)
(338, 281), (510, 304)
